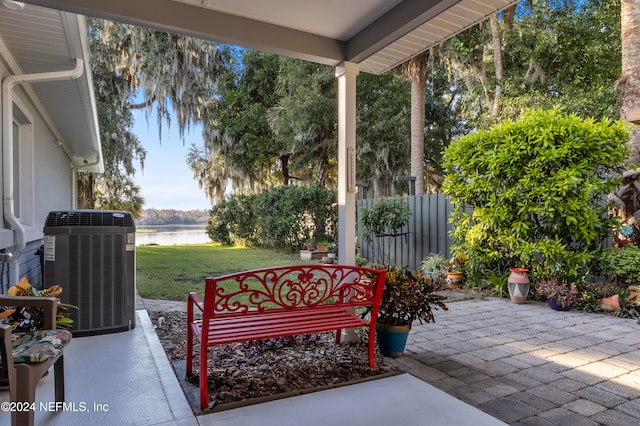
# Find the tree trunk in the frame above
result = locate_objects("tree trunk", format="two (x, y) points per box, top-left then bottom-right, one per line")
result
(490, 14), (504, 117)
(503, 5), (517, 30)
(315, 154), (328, 187)
(614, 0), (640, 245)
(410, 78), (425, 195)
(620, 0), (640, 166)
(402, 54), (427, 196)
(280, 154), (290, 185)
(76, 173), (95, 209)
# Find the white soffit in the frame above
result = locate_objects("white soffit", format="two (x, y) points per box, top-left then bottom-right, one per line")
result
(20, 0), (519, 75)
(359, 0), (518, 73)
(0, 5), (103, 171)
(176, 0), (403, 41)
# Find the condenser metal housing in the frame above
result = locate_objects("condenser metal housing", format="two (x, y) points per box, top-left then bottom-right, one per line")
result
(43, 210), (136, 336)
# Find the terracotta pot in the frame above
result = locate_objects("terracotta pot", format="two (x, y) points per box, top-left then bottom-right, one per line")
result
(446, 272), (463, 289)
(508, 268), (530, 304)
(629, 286), (638, 301)
(600, 294), (620, 312)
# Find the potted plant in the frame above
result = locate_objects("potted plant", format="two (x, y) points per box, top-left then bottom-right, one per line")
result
(305, 239), (316, 251)
(446, 251), (467, 289)
(535, 278), (578, 311)
(420, 253), (447, 286)
(361, 197), (412, 264)
(373, 265), (448, 357)
(0, 277), (75, 331)
(328, 242), (337, 259)
(316, 240), (331, 252)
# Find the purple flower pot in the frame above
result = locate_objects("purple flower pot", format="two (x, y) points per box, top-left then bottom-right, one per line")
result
(547, 298), (573, 311)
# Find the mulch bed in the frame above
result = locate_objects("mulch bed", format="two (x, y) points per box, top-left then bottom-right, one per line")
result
(148, 311), (400, 412)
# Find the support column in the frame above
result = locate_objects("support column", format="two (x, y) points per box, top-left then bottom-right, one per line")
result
(336, 61), (359, 266)
(336, 62), (359, 343)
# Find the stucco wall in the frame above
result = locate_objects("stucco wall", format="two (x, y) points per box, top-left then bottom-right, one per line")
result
(0, 59), (76, 290)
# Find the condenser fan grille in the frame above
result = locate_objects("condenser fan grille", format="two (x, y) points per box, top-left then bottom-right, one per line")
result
(44, 210), (135, 228)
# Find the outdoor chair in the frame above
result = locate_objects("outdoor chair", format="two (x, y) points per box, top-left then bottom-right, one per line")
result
(0, 295), (72, 426)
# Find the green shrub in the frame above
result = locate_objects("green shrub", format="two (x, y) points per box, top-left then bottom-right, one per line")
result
(254, 184), (336, 250)
(442, 109), (629, 286)
(207, 194), (259, 246)
(600, 245), (640, 285)
(207, 184), (336, 251)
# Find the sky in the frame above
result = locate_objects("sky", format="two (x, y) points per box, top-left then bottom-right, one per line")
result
(131, 108), (212, 211)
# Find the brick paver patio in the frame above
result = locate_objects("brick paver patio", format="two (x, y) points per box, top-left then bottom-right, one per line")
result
(390, 298), (640, 425)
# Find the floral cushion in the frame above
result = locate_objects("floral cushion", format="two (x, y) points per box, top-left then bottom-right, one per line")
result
(10, 329), (72, 364)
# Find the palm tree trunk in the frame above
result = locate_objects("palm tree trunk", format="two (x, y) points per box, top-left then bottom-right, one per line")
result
(402, 54), (427, 196)
(503, 4), (516, 30)
(620, 0), (640, 166)
(490, 15), (504, 117)
(615, 0), (640, 245)
(410, 77), (425, 195)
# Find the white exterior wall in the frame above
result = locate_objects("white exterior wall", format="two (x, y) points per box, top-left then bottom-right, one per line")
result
(0, 55), (75, 288)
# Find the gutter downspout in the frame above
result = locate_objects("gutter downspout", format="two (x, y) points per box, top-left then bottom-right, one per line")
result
(1, 58), (84, 285)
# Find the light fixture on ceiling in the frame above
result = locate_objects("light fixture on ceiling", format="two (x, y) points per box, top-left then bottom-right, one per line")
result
(1, 1), (25, 11)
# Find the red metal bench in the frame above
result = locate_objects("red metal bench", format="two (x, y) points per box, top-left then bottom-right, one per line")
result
(186, 264), (387, 410)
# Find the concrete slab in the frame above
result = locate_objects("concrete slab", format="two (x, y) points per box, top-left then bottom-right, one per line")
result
(0, 310), (195, 426)
(0, 307), (505, 426)
(4, 294), (640, 425)
(198, 374), (507, 426)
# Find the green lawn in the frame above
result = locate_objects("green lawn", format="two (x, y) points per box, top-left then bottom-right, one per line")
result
(136, 243), (311, 301)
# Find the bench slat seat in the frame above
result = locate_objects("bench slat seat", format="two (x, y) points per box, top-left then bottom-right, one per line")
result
(186, 264), (386, 410)
(192, 306), (369, 345)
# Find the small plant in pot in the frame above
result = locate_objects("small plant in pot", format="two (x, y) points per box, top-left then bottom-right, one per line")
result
(446, 251), (467, 289)
(316, 240), (331, 252)
(535, 278), (578, 311)
(305, 239), (316, 251)
(420, 253), (447, 287)
(361, 197), (412, 264)
(372, 265), (448, 357)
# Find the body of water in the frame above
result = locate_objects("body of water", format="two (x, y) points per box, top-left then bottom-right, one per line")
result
(135, 224), (210, 246)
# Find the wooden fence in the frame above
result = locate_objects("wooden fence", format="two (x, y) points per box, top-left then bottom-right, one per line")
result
(356, 194), (616, 271)
(356, 194), (456, 271)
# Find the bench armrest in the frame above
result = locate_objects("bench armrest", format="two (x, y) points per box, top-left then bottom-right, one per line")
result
(188, 292), (204, 312)
(0, 295), (57, 329)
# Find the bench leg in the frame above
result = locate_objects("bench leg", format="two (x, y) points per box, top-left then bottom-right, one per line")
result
(199, 346), (209, 410)
(368, 325), (376, 369)
(186, 325), (193, 376)
(334, 329), (342, 345)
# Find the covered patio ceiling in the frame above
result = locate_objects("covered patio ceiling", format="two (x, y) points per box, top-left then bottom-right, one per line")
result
(22, 0), (519, 74)
(17, 0), (519, 266)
